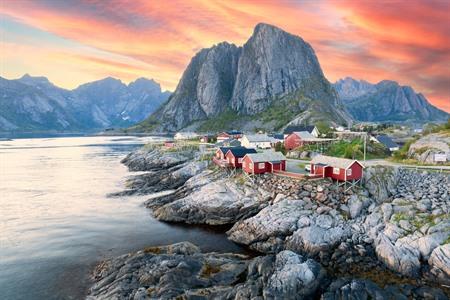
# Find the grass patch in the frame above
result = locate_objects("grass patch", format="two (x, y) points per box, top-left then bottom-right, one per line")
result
(200, 263), (221, 278)
(392, 212), (410, 223)
(144, 246), (162, 254)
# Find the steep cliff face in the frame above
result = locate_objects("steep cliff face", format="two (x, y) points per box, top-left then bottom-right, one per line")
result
(334, 77), (449, 123)
(153, 43), (240, 131)
(231, 24), (336, 114)
(137, 23), (350, 132)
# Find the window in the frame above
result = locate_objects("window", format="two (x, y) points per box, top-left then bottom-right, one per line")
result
(259, 162), (265, 169)
(346, 169), (352, 176)
(243, 161), (246, 168)
(249, 162), (253, 169)
(238, 158), (243, 163)
(333, 167), (340, 175)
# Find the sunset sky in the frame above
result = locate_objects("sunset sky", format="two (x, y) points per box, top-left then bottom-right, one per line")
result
(0, 0), (449, 112)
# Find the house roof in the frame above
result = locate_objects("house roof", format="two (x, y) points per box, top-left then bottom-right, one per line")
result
(243, 134), (273, 142)
(292, 131), (315, 139)
(272, 134), (284, 140)
(226, 130), (243, 135)
(226, 147), (257, 157)
(245, 151), (286, 163)
(311, 155), (364, 169)
(376, 135), (399, 149)
(283, 125), (316, 134)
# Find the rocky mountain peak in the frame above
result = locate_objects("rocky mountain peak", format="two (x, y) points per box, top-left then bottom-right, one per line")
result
(137, 23), (350, 132)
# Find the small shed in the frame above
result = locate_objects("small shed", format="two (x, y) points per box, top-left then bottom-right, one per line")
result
(225, 147), (257, 168)
(310, 155), (364, 182)
(242, 151), (286, 174)
(164, 140), (175, 148)
(284, 131), (316, 150)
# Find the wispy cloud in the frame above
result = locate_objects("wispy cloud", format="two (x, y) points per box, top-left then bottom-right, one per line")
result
(0, 0), (448, 111)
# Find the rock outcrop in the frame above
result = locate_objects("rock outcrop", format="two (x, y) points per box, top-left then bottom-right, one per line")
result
(334, 77), (449, 123)
(136, 23), (350, 132)
(87, 242), (327, 300)
(408, 133), (450, 164)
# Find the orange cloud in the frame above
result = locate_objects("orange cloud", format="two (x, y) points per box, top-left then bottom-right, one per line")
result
(0, 0), (448, 112)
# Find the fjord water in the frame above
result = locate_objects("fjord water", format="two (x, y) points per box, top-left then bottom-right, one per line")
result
(0, 136), (244, 300)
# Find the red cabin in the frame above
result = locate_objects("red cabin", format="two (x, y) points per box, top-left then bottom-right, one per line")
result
(284, 131), (316, 150)
(164, 140), (175, 148)
(310, 155), (364, 181)
(217, 130), (243, 142)
(242, 151), (286, 174)
(225, 147), (257, 168)
(215, 147), (233, 160)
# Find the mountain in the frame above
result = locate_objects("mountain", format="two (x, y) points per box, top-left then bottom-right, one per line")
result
(0, 74), (170, 132)
(135, 23), (351, 133)
(334, 77), (449, 123)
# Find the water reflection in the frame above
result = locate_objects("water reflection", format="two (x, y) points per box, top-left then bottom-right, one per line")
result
(0, 136), (245, 300)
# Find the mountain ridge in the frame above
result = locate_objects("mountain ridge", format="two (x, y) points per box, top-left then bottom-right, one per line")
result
(0, 75), (171, 132)
(334, 77), (448, 123)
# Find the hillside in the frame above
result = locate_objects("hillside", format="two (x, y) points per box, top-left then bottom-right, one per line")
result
(133, 23), (351, 133)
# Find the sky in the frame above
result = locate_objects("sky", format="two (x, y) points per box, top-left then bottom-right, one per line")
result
(0, 0), (449, 112)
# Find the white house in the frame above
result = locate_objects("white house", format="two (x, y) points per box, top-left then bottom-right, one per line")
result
(240, 134), (272, 149)
(174, 132), (198, 140)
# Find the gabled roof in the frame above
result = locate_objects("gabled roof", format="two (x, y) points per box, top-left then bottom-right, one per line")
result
(243, 134), (273, 142)
(218, 145), (247, 154)
(244, 151), (286, 163)
(291, 131), (315, 139)
(226, 147), (257, 158)
(311, 155), (364, 169)
(283, 125), (316, 135)
(376, 135), (399, 149)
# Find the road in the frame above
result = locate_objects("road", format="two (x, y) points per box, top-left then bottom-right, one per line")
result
(287, 158), (450, 171)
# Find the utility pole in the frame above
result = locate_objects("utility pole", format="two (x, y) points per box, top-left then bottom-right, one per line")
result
(363, 133), (367, 161)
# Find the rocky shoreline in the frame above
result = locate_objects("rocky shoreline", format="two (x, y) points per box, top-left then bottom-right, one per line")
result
(87, 145), (449, 299)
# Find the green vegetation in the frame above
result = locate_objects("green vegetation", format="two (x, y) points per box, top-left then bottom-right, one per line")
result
(255, 95), (308, 130)
(392, 212), (409, 223)
(274, 142), (287, 155)
(423, 119), (450, 135)
(197, 109), (245, 132)
(326, 139), (387, 160)
(315, 121), (332, 136)
(391, 137), (418, 161)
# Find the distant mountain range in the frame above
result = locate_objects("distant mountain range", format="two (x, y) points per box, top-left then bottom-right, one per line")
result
(134, 23), (351, 133)
(334, 77), (448, 123)
(0, 74), (170, 132)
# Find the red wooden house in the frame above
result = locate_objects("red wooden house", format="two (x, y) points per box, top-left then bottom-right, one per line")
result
(310, 155), (364, 181)
(164, 140), (175, 148)
(215, 147), (233, 160)
(225, 147), (257, 168)
(242, 151), (286, 174)
(284, 131), (316, 150)
(217, 130), (243, 142)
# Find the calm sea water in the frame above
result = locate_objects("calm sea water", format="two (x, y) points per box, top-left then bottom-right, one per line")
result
(0, 136), (245, 300)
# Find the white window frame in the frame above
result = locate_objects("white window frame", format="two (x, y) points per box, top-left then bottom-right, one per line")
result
(258, 162), (265, 169)
(238, 157), (243, 163)
(333, 167), (340, 175)
(346, 168), (352, 176)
